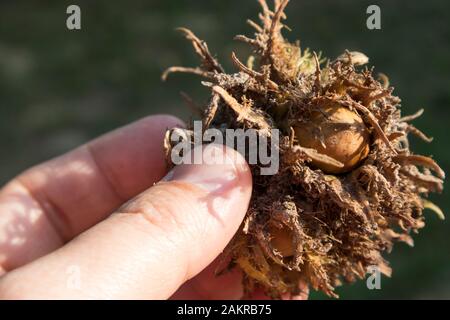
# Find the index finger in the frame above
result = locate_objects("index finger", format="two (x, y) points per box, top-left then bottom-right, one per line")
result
(0, 114), (183, 275)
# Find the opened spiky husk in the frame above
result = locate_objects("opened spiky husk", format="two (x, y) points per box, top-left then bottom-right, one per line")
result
(163, 0), (445, 298)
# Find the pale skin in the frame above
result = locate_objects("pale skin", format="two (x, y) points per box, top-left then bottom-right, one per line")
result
(0, 115), (307, 300)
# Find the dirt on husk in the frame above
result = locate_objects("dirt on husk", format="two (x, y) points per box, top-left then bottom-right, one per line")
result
(162, 0), (445, 298)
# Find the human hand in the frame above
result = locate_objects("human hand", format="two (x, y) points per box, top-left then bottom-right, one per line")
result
(0, 115), (257, 299)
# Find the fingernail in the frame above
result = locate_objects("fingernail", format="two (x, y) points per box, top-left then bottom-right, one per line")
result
(161, 144), (248, 193)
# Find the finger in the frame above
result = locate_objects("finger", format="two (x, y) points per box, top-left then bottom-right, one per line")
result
(172, 262), (309, 300)
(0, 144), (253, 299)
(171, 257), (309, 300)
(246, 280), (309, 300)
(170, 256), (244, 300)
(0, 115), (183, 275)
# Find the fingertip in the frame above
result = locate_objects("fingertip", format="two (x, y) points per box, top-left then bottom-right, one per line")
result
(140, 114), (185, 130)
(165, 143), (252, 190)
(161, 144), (252, 225)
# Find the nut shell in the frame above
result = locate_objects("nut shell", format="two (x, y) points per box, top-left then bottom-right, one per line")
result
(295, 103), (370, 174)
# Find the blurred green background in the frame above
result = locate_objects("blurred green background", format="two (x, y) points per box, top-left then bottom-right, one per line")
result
(0, 0), (449, 299)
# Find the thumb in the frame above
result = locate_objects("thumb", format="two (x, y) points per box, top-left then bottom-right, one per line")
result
(0, 144), (252, 299)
